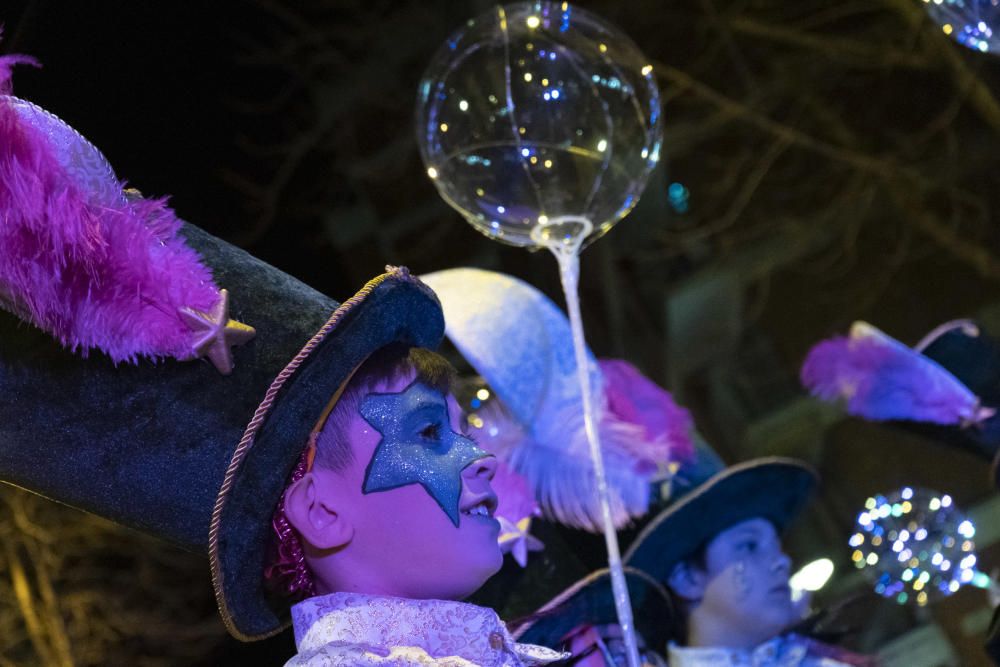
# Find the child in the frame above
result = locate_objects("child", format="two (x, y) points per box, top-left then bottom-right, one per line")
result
(802, 319), (1000, 664)
(265, 344), (565, 665)
(625, 458), (874, 666)
(0, 56), (563, 665)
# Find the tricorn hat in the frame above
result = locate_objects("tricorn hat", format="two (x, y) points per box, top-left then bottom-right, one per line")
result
(623, 457), (817, 585)
(512, 566), (674, 658)
(0, 60), (444, 641)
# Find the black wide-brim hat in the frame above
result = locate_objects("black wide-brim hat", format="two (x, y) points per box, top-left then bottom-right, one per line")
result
(909, 323), (1000, 487)
(512, 567), (674, 655)
(0, 229), (444, 641)
(623, 457), (817, 584)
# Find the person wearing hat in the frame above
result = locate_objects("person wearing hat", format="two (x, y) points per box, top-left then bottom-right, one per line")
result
(0, 56), (565, 666)
(802, 319), (1000, 664)
(624, 458), (874, 666)
(264, 343), (567, 666)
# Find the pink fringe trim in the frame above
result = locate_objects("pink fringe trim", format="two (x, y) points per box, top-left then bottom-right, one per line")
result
(263, 449), (316, 600)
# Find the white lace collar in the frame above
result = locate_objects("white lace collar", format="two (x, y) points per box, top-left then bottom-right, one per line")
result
(292, 592), (565, 666)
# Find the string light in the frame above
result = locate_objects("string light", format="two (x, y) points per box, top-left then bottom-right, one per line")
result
(851, 487), (978, 606)
(923, 0), (1000, 54)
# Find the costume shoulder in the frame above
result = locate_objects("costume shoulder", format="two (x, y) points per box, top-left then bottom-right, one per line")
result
(285, 643), (479, 666)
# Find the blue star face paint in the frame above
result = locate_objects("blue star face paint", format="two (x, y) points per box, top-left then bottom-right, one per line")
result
(360, 380), (490, 526)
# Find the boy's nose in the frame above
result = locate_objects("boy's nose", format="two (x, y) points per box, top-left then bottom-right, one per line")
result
(463, 454), (497, 482)
(772, 551), (792, 575)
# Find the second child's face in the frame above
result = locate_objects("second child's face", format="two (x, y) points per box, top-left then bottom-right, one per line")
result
(331, 370), (503, 600)
(697, 518), (797, 646)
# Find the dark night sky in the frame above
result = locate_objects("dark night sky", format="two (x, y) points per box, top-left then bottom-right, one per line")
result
(4, 2), (263, 239)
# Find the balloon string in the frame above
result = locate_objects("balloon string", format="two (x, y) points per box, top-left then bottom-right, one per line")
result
(540, 216), (642, 667)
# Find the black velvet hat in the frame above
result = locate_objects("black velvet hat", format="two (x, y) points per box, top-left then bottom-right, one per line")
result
(623, 458), (817, 585)
(906, 323), (1000, 487)
(0, 79), (445, 641)
(0, 234), (444, 641)
(512, 567), (673, 657)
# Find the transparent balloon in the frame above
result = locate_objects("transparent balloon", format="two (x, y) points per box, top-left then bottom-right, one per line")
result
(849, 486), (978, 607)
(416, 2), (663, 249)
(923, 0), (1000, 54)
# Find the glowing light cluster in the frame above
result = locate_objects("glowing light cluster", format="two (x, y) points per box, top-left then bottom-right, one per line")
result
(923, 0), (1000, 54)
(850, 486), (977, 606)
(416, 2), (663, 248)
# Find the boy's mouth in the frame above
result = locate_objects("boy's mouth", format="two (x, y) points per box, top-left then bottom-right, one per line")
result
(460, 493), (498, 518)
(769, 583), (791, 598)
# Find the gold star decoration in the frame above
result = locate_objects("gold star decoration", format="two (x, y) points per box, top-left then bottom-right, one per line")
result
(498, 515), (545, 567)
(179, 289), (256, 375)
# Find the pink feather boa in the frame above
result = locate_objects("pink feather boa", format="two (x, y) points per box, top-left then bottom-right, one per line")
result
(0, 55), (219, 363)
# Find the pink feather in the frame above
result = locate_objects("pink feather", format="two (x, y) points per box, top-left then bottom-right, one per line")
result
(801, 322), (988, 426)
(0, 57), (219, 363)
(600, 358), (695, 470)
(0, 53), (39, 94)
(473, 361), (695, 533)
(466, 382), (645, 531)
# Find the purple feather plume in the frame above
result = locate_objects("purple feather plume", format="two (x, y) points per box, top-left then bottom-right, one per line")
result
(801, 322), (992, 426)
(471, 359), (695, 533)
(600, 358), (695, 470)
(0, 56), (220, 363)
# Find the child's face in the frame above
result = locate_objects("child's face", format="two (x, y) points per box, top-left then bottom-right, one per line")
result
(696, 517), (797, 646)
(328, 370), (502, 600)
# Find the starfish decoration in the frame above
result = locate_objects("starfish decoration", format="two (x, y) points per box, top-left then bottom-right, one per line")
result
(361, 381), (489, 526)
(179, 289), (256, 375)
(498, 515), (545, 567)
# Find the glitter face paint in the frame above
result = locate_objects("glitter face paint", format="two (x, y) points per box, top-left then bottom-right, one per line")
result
(361, 380), (490, 526)
(301, 371), (503, 601)
(733, 559), (749, 599)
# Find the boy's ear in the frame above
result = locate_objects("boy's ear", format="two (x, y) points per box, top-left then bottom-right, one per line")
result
(283, 471), (354, 550)
(667, 560), (707, 602)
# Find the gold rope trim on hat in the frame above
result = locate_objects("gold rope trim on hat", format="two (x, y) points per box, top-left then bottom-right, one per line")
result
(208, 266), (408, 642)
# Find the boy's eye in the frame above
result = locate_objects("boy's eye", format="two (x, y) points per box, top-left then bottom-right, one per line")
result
(737, 540), (758, 554)
(419, 423), (441, 440)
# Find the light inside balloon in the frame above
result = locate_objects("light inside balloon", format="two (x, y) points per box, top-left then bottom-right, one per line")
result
(416, 2), (663, 249)
(923, 0), (1000, 54)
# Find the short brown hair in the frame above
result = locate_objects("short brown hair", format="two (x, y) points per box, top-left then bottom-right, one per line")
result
(312, 344), (456, 472)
